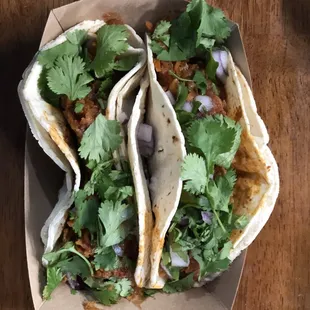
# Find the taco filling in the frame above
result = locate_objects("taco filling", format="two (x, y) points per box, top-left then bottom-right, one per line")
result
(38, 23), (144, 305)
(148, 0), (249, 289)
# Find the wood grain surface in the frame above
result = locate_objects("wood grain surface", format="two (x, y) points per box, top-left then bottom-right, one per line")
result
(0, 0), (309, 309)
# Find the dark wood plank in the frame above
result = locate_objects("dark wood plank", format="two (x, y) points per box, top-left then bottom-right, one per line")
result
(0, 0), (309, 309)
(0, 1), (74, 309)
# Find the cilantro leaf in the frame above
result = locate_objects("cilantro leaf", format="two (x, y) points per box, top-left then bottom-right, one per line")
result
(98, 78), (113, 99)
(181, 153), (207, 195)
(152, 20), (171, 46)
(156, 13), (196, 61)
(66, 29), (87, 45)
(43, 242), (93, 276)
(93, 247), (121, 271)
(56, 256), (91, 279)
(187, 115), (242, 173)
(47, 55), (94, 100)
(93, 284), (120, 305)
(38, 41), (79, 68)
(43, 267), (64, 300)
(186, 0), (231, 46)
(207, 169), (237, 212)
(99, 200), (134, 247)
(73, 190), (100, 235)
(193, 70), (207, 95)
(174, 82), (188, 110)
(90, 25), (130, 78)
(163, 273), (194, 293)
(92, 279), (133, 305)
(74, 101), (84, 113)
(114, 54), (139, 71)
(38, 67), (60, 107)
(234, 214), (249, 229)
(78, 114), (123, 163)
(206, 51), (219, 82)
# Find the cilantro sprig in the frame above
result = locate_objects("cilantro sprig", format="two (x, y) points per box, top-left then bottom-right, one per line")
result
(150, 0), (231, 61)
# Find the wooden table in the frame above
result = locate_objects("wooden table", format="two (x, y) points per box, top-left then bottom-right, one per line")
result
(0, 0), (309, 309)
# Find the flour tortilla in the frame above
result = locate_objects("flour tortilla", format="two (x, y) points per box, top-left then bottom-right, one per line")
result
(146, 35), (279, 288)
(126, 74), (154, 287)
(18, 20), (147, 262)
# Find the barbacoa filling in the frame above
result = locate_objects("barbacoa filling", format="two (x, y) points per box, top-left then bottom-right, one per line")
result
(38, 23), (144, 305)
(148, 0), (249, 291)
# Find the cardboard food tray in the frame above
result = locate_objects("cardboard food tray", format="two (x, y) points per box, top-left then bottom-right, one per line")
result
(24, 0), (251, 309)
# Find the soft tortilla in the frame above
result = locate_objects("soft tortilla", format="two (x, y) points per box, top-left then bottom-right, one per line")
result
(145, 35), (279, 288)
(127, 74), (153, 287)
(145, 35), (187, 288)
(18, 20), (147, 261)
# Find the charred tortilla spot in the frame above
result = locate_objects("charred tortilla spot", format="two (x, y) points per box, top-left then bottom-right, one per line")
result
(162, 112), (165, 117)
(172, 136), (179, 143)
(167, 118), (171, 124)
(162, 104), (164, 108)
(158, 148), (164, 153)
(167, 191), (171, 196)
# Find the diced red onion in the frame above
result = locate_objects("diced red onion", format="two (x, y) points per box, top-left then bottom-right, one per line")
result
(201, 211), (213, 225)
(183, 101), (192, 112)
(165, 90), (176, 105)
(119, 111), (129, 124)
(170, 247), (189, 267)
(113, 244), (124, 257)
(137, 123), (153, 143)
(212, 50), (228, 83)
(138, 140), (154, 157)
(195, 95), (213, 112)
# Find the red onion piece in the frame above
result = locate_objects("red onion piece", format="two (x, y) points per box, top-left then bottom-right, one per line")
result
(212, 50), (228, 83)
(137, 123), (153, 143)
(195, 95), (213, 112)
(182, 101), (193, 112)
(138, 140), (154, 157)
(201, 211), (213, 225)
(113, 244), (124, 257)
(119, 111), (129, 124)
(170, 247), (189, 267)
(165, 90), (176, 105)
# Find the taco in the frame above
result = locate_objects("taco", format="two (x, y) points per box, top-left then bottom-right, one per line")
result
(140, 0), (279, 289)
(18, 19), (152, 305)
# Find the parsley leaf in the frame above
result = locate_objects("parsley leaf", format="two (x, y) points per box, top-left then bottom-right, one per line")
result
(182, 154), (207, 195)
(43, 267), (64, 300)
(187, 115), (242, 173)
(73, 190), (100, 235)
(163, 273), (194, 293)
(99, 200), (134, 247)
(193, 70), (207, 95)
(93, 247), (121, 271)
(66, 29), (87, 45)
(90, 25), (130, 78)
(78, 114), (123, 163)
(47, 55), (93, 101)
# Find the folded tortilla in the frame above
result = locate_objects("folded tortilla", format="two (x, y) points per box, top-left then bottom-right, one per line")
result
(143, 33), (279, 288)
(18, 19), (150, 292)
